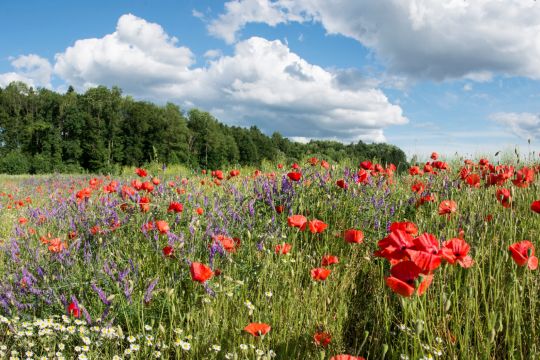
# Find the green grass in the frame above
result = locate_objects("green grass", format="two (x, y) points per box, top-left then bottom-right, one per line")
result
(0, 158), (539, 359)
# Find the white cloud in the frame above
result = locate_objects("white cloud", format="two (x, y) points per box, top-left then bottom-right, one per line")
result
(54, 13), (195, 92)
(48, 14), (406, 143)
(208, 0), (540, 80)
(204, 49), (222, 59)
(490, 112), (540, 140)
(0, 54), (52, 88)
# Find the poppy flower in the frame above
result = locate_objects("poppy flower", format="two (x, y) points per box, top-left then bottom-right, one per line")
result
(431, 152), (439, 160)
(162, 246), (174, 258)
(168, 201), (183, 213)
(336, 179), (348, 189)
(156, 220), (170, 234)
(512, 167), (534, 188)
(321, 160), (330, 169)
(532, 200), (540, 214)
(441, 238), (473, 268)
(275, 243), (292, 255)
(196, 207), (204, 215)
(375, 230), (414, 261)
(465, 174), (481, 188)
(139, 196), (151, 212)
(309, 219), (328, 234)
(360, 160), (373, 170)
(277, 163), (283, 169)
(48, 238), (66, 253)
(135, 168), (147, 177)
(213, 234), (240, 253)
(229, 169), (240, 177)
(68, 301), (80, 318)
(190, 262), (213, 283)
(288, 215), (307, 231)
(438, 200), (457, 215)
(509, 241), (538, 270)
(405, 233), (442, 273)
(330, 355), (365, 360)
(495, 188), (511, 208)
(389, 222), (418, 236)
(385, 261), (421, 297)
(409, 166), (422, 176)
(287, 172), (302, 181)
(152, 177), (160, 185)
(311, 267), (331, 281)
(275, 205), (284, 214)
(313, 331), (332, 347)
(344, 229), (364, 244)
(244, 322), (271, 337)
(411, 181), (426, 194)
(321, 255), (339, 266)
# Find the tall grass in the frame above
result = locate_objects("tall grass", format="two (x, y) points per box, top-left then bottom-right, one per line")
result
(0, 157), (539, 359)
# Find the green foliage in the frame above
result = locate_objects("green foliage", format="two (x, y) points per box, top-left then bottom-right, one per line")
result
(0, 150), (31, 174)
(0, 82), (408, 174)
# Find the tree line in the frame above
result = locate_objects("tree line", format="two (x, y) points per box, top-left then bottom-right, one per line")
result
(0, 82), (407, 174)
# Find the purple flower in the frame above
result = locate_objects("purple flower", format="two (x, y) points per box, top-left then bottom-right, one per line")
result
(144, 278), (159, 304)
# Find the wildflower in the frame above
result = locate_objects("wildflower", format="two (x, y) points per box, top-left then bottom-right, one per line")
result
(344, 229), (364, 244)
(308, 219), (328, 234)
(509, 241), (538, 270)
(135, 168), (148, 177)
(313, 331), (332, 347)
(330, 355), (365, 360)
(162, 246), (174, 258)
(168, 201), (183, 213)
(438, 200), (457, 215)
(287, 172), (302, 181)
(287, 215), (307, 230)
(495, 188), (512, 208)
(211, 345), (221, 352)
(441, 238), (474, 268)
(321, 255), (339, 266)
(244, 323), (271, 337)
(275, 243), (292, 255)
(68, 301), (80, 318)
(385, 260), (433, 297)
(389, 222), (418, 236)
(311, 268), (331, 281)
(155, 220), (170, 234)
(531, 200), (540, 214)
(190, 262), (213, 283)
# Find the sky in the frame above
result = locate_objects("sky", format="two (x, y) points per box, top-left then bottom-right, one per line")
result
(1, 0), (540, 160)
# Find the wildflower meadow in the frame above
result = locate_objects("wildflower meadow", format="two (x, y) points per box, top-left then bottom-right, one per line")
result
(1, 153), (540, 360)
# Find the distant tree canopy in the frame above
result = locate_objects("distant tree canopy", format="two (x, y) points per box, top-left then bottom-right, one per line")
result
(0, 82), (407, 174)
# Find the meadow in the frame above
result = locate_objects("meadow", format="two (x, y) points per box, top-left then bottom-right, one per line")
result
(0, 154), (539, 360)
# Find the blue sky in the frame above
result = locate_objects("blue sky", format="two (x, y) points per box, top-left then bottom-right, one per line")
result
(1, 0), (540, 159)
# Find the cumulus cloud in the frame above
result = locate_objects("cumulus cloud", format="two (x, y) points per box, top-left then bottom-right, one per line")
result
(0, 54), (52, 88)
(54, 14), (195, 93)
(49, 14), (405, 143)
(207, 0), (540, 81)
(490, 112), (540, 140)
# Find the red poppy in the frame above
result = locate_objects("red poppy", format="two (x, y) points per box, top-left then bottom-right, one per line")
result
(135, 168), (147, 177)
(438, 200), (457, 215)
(270, 243), (289, 256)
(277, 163), (283, 169)
(389, 221), (418, 236)
(495, 188), (511, 208)
(291, 163), (300, 169)
(441, 238), (473, 268)
(375, 230), (414, 261)
(229, 169), (240, 177)
(512, 166), (534, 188)
(431, 152), (439, 160)
(287, 172), (302, 181)
(156, 220), (170, 234)
(509, 241), (538, 270)
(162, 246), (174, 258)
(152, 177), (160, 185)
(409, 166), (422, 176)
(321, 255), (339, 266)
(213, 234), (240, 253)
(360, 160), (373, 170)
(168, 201), (184, 213)
(288, 215), (307, 231)
(416, 194), (436, 207)
(385, 260), (422, 297)
(406, 233), (442, 273)
(139, 196), (151, 212)
(244, 322), (271, 337)
(532, 200), (540, 214)
(311, 267), (331, 281)
(344, 229), (364, 244)
(313, 331), (332, 347)
(321, 160), (330, 169)
(330, 355), (365, 360)
(190, 262), (213, 283)
(196, 207), (204, 215)
(411, 181), (426, 194)
(68, 301), (80, 318)
(275, 205), (284, 214)
(465, 174), (481, 188)
(309, 219), (328, 234)
(336, 179), (348, 189)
